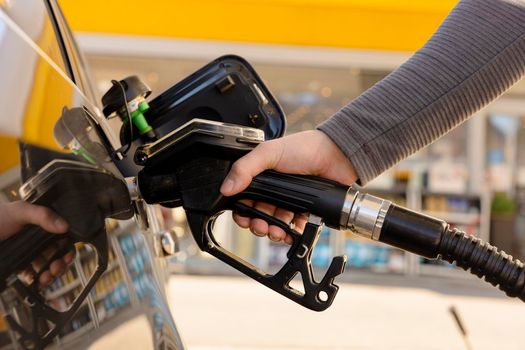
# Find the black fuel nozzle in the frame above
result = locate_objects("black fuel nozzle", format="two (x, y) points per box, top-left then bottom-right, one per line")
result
(0, 159), (133, 348)
(133, 119), (348, 311)
(136, 164), (350, 311)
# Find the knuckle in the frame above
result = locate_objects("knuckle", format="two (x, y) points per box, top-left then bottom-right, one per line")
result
(230, 161), (241, 172)
(230, 162), (244, 177)
(233, 214), (250, 229)
(269, 226), (285, 238)
(251, 219), (268, 235)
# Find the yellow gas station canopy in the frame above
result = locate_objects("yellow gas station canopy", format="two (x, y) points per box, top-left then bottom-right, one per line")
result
(59, 0), (456, 52)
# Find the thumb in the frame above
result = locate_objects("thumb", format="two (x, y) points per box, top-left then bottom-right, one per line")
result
(11, 202), (69, 234)
(220, 141), (282, 196)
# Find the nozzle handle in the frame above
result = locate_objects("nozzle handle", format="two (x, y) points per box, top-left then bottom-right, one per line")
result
(239, 170), (349, 228)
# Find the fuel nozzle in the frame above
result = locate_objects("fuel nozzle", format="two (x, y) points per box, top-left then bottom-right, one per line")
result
(130, 118), (525, 305)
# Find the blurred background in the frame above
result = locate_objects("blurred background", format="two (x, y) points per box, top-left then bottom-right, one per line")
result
(5, 0), (525, 348)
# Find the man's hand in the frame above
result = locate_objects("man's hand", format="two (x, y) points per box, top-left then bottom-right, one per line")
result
(0, 201), (75, 288)
(220, 130), (357, 244)
(0, 201), (68, 240)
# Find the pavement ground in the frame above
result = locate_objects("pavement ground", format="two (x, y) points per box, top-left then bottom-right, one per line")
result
(166, 273), (524, 350)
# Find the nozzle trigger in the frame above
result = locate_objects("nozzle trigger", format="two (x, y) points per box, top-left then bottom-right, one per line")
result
(187, 203), (346, 311)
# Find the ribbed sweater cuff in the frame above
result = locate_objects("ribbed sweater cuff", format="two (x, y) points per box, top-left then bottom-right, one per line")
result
(317, 113), (379, 185)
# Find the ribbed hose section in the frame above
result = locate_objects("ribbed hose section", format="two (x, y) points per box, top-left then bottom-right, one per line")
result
(439, 228), (525, 302)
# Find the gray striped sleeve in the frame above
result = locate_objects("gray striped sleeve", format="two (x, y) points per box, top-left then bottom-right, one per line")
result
(317, 0), (525, 185)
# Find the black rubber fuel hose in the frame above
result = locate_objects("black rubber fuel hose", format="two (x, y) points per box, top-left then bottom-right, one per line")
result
(379, 205), (525, 302)
(439, 227), (525, 301)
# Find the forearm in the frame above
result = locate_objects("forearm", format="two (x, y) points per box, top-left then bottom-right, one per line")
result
(318, 0), (525, 185)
